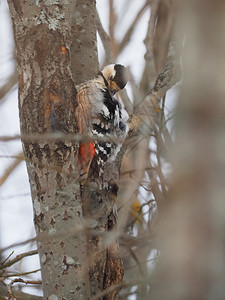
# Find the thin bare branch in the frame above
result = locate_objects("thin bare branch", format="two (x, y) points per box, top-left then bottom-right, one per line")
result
(127, 61), (181, 140)
(0, 152), (24, 186)
(140, 0), (159, 93)
(109, 0), (118, 58)
(0, 282), (42, 300)
(119, 1), (150, 53)
(0, 252), (14, 266)
(95, 9), (114, 65)
(146, 160), (164, 209)
(92, 281), (126, 300)
(1, 250), (38, 270)
(118, 88), (133, 115)
(0, 70), (17, 103)
(6, 269), (41, 278)
(154, 0), (175, 72)
(0, 133), (127, 143)
(8, 278), (42, 300)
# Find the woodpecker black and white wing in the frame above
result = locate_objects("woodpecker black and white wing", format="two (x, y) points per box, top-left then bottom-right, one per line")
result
(89, 90), (128, 185)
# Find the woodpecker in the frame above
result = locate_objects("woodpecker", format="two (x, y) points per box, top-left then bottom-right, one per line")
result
(75, 64), (128, 190)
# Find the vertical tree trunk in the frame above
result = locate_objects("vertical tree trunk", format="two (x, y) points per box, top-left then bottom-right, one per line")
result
(70, 0), (99, 84)
(7, 1), (123, 299)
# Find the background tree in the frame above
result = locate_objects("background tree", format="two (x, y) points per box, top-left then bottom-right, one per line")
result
(1, 0), (225, 299)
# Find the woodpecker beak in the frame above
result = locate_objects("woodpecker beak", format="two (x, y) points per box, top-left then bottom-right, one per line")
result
(109, 81), (120, 95)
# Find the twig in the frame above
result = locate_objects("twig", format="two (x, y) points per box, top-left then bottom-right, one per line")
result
(119, 1), (150, 53)
(0, 69), (17, 103)
(140, 0), (159, 92)
(1, 250), (38, 270)
(161, 120), (174, 150)
(0, 152), (24, 186)
(119, 88), (133, 116)
(0, 155), (24, 159)
(0, 282), (42, 300)
(95, 9), (114, 65)
(154, 0), (175, 72)
(0, 135), (20, 141)
(1, 252), (14, 266)
(128, 247), (144, 276)
(161, 94), (166, 122)
(0, 133), (127, 143)
(91, 281), (126, 300)
(144, 0), (159, 64)
(8, 278), (42, 300)
(0, 193), (30, 201)
(91, 277), (153, 300)
(146, 160), (164, 208)
(6, 268), (41, 278)
(126, 67), (142, 108)
(125, 256), (158, 272)
(1, 219), (90, 253)
(109, 0), (118, 58)
(127, 61), (181, 140)
(1, 238), (37, 254)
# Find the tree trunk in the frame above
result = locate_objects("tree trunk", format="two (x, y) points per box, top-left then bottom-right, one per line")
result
(8, 1), (122, 299)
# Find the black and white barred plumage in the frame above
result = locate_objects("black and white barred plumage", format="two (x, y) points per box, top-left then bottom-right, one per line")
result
(75, 64), (128, 189)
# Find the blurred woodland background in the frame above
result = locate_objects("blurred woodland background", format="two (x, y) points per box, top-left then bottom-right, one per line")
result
(1, 0), (225, 299)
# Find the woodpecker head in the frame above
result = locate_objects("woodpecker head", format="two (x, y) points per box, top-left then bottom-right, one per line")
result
(100, 64), (128, 94)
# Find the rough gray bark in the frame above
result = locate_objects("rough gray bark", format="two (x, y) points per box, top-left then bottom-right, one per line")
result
(8, 1), (89, 298)
(7, 1), (123, 299)
(70, 0), (98, 84)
